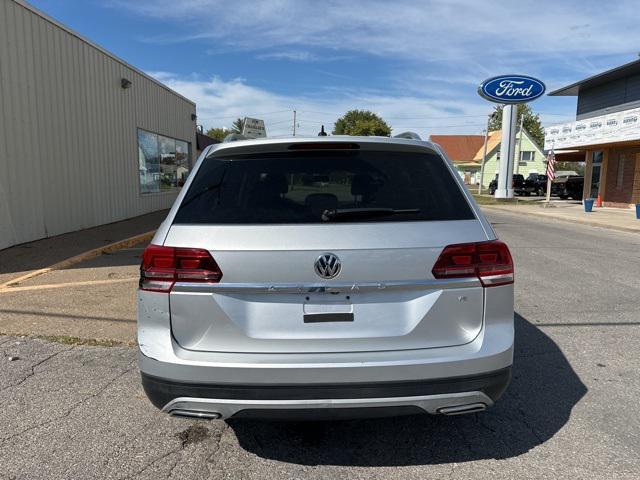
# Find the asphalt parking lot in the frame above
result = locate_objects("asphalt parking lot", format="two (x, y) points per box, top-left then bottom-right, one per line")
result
(1, 209), (639, 479)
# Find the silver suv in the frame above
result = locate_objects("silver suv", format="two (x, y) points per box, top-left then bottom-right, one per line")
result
(137, 136), (514, 420)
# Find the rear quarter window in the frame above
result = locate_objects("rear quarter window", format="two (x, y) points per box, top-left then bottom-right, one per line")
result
(173, 149), (475, 224)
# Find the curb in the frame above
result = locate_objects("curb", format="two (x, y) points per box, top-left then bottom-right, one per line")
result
(0, 230), (155, 290)
(482, 205), (640, 234)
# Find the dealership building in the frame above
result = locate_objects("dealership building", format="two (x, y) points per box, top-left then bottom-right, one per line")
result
(545, 59), (640, 208)
(0, 0), (197, 250)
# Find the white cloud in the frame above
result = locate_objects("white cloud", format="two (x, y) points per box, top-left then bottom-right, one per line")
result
(151, 72), (497, 137)
(113, 0), (640, 63)
(255, 50), (350, 62)
(120, 1), (631, 135)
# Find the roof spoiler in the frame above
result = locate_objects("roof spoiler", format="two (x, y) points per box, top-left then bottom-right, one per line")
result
(393, 131), (422, 140)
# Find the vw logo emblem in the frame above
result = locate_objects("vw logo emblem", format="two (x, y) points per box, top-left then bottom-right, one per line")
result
(314, 253), (341, 279)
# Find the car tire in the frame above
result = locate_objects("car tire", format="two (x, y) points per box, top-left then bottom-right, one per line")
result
(537, 187), (544, 196)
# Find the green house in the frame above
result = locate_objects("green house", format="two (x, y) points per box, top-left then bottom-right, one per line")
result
(474, 129), (547, 188)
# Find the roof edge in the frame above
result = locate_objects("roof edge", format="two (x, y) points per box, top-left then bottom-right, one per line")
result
(14, 0), (196, 106)
(548, 58), (640, 97)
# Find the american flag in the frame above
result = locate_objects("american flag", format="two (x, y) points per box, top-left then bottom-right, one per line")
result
(546, 150), (556, 180)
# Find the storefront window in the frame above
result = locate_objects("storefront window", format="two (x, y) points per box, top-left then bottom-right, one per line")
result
(138, 130), (160, 194)
(138, 129), (190, 193)
(590, 151), (603, 198)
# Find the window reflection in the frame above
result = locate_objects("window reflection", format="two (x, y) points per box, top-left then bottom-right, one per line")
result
(138, 129), (190, 193)
(159, 135), (177, 190)
(176, 140), (189, 187)
(138, 130), (160, 194)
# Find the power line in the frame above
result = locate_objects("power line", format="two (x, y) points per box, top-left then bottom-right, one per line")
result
(264, 118), (293, 126)
(298, 110), (574, 120)
(205, 110), (292, 120)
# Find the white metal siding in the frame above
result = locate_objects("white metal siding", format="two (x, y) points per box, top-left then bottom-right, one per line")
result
(0, 0), (196, 249)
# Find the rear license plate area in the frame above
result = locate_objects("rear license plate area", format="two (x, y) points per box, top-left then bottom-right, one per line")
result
(303, 298), (353, 323)
(303, 312), (354, 323)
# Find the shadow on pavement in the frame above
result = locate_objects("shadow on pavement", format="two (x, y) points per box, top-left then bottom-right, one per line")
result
(228, 313), (586, 466)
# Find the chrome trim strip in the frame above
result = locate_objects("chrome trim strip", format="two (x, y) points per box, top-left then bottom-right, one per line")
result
(171, 277), (481, 294)
(162, 391), (494, 418)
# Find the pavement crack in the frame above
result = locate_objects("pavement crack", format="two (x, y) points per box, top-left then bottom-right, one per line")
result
(121, 420), (214, 480)
(0, 359), (136, 444)
(205, 422), (229, 473)
(0, 345), (75, 393)
(514, 406), (544, 443)
(122, 445), (183, 480)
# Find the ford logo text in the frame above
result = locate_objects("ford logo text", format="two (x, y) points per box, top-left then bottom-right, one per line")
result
(478, 75), (545, 104)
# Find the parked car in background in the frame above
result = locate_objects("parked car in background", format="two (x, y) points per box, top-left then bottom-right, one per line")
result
(488, 174), (533, 196)
(551, 175), (584, 200)
(137, 135), (515, 420)
(526, 173), (548, 196)
(554, 170), (579, 178)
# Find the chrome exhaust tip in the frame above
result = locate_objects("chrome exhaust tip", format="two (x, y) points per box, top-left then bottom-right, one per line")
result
(437, 402), (487, 416)
(168, 409), (221, 420)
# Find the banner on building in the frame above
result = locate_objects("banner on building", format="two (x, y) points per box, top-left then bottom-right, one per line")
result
(544, 107), (640, 150)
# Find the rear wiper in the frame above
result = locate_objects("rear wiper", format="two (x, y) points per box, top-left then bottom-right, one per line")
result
(321, 208), (420, 222)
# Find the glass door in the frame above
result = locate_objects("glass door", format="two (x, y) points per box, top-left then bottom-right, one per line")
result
(590, 151), (603, 198)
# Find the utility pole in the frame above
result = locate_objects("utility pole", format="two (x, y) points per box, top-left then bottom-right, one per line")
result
(477, 117), (490, 195)
(292, 110), (297, 136)
(515, 113), (524, 174)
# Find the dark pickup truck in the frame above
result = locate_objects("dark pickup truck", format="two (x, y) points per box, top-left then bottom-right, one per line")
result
(526, 174), (548, 196)
(488, 174), (535, 196)
(551, 175), (584, 200)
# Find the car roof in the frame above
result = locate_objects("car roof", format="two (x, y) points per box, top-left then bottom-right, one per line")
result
(205, 135), (442, 157)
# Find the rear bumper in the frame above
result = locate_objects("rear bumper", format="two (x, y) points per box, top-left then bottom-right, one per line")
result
(137, 286), (514, 419)
(141, 367), (511, 419)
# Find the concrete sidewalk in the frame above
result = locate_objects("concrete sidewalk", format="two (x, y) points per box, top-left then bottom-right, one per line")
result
(0, 210), (167, 285)
(483, 201), (640, 234)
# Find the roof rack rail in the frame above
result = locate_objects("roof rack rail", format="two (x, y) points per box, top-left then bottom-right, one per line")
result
(223, 133), (250, 142)
(393, 131), (422, 140)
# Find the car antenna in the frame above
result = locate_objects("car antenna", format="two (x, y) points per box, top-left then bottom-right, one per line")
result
(318, 125), (328, 136)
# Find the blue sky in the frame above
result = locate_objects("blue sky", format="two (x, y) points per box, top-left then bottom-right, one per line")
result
(29, 0), (640, 137)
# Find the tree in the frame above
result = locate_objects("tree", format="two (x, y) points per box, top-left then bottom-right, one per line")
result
(487, 104), (545, 148)
(205, 117), (245, 141)
(205, 127), (232, 142)
(333, 110), (391, 136)
(232, 118), (244, 134)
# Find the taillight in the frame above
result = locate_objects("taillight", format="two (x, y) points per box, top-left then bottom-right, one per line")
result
(139, 244), (223, 293)
(432, 240), (513, 287)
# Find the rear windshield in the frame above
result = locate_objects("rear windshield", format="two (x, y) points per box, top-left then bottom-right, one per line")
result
(173, 150), (475, 224)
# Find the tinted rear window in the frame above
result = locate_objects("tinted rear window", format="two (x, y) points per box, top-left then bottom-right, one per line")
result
(173, 150), (474, 224)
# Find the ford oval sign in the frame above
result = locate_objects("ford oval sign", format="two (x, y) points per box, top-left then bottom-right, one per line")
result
(478, 75), (546, 104)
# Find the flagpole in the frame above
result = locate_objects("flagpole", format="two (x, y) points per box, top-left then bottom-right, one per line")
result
(545, 177), (552, 204)
(545, 143), (555, 205)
